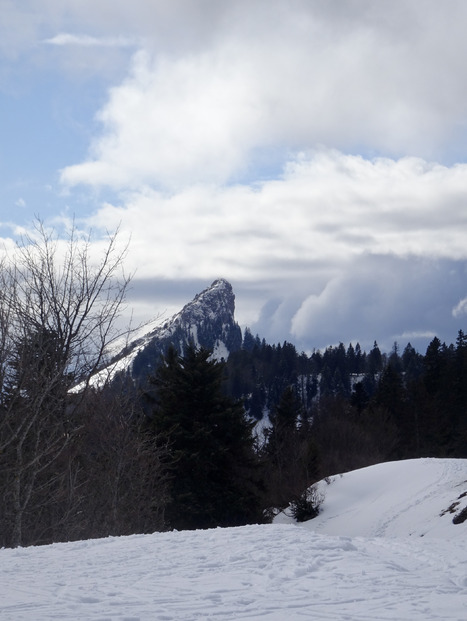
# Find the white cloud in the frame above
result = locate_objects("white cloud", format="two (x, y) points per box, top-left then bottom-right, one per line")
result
(43, 33), (137, 48)
(86, 152), (467, 280)
(452, 298), (467, 318)
(400, 331), (437, 341)
(61, 48), (263, 189)
(59, 2), (467, 190)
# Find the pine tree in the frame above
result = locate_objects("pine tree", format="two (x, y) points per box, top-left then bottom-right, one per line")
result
(346, 343), (356, 373)
(354, 343), (365, 374)
(373, 363), (409, 457)
(367, 341), (383, 375)
(242, 327), (257, 351)
(402, 342), (423, 382)
(148, 345), (263, 530)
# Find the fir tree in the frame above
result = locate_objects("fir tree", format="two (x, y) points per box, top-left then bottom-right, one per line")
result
(148, 345), (263, 530)
(367, 341), (383, 375)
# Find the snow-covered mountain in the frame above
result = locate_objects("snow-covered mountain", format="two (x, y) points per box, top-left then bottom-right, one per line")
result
(2, 458), (467, 620)
(95, 278), (242, 386)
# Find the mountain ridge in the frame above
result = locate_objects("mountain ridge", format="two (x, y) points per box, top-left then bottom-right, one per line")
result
(96, 278), (242, 386)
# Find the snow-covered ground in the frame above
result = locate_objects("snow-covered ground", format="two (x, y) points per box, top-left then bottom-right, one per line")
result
(1, 458), (467, 620)
(276, 457), (467, 539)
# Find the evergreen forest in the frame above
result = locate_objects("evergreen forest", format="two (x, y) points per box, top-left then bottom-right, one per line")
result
(226, 329), (467, 476)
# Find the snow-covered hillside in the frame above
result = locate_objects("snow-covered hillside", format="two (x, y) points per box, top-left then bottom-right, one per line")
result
(1, 458), (467, 620)
(276, 457), (467, 539)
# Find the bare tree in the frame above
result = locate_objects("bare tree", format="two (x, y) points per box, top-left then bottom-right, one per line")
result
(71, 385), (171, 540)
(0, 219), (132, 547)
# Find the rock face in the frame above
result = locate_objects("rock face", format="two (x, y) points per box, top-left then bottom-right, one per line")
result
(110, 278), (242, 383)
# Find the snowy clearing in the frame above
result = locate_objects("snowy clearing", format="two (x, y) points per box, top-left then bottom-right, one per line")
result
(1, 458), (467, 620)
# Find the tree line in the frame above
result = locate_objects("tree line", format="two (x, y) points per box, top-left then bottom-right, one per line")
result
(226, 329), (467, 475)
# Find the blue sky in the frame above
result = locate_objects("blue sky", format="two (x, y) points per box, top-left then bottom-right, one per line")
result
(2, 0), (467, 353)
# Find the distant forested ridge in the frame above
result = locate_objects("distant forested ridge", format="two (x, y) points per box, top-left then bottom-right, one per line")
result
(226, 328), (467, 467)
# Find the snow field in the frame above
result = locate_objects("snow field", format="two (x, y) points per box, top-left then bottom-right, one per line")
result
(1, 458), (467, 620)
(1, 524), (466, 620)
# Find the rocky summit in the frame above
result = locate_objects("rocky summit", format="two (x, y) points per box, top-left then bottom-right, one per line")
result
(106, 278), (242, 384)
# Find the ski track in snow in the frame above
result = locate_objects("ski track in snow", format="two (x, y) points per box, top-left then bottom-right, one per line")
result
(1, 459), (467, 620)
(284, 457), (467, 539)
(372, 458), (467, 537)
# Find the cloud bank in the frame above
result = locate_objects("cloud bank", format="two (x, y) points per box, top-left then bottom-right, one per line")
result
(60, 1), (467, 190)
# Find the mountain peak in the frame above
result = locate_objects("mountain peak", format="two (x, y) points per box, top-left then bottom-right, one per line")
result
(179, 278), (235, 324)
(99, 278), (242, 385)
(211, 277), (231, 288)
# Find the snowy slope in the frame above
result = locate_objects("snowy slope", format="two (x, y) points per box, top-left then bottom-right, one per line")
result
(276, 457), (467, 539)
(1, 458), (467, 620)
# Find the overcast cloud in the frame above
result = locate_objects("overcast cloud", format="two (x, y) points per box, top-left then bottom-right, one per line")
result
(2, 1), (467, 352)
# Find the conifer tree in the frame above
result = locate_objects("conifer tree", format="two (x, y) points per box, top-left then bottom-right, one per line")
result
(149, 345), (263, 530)
(367, 341), (383, 375)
